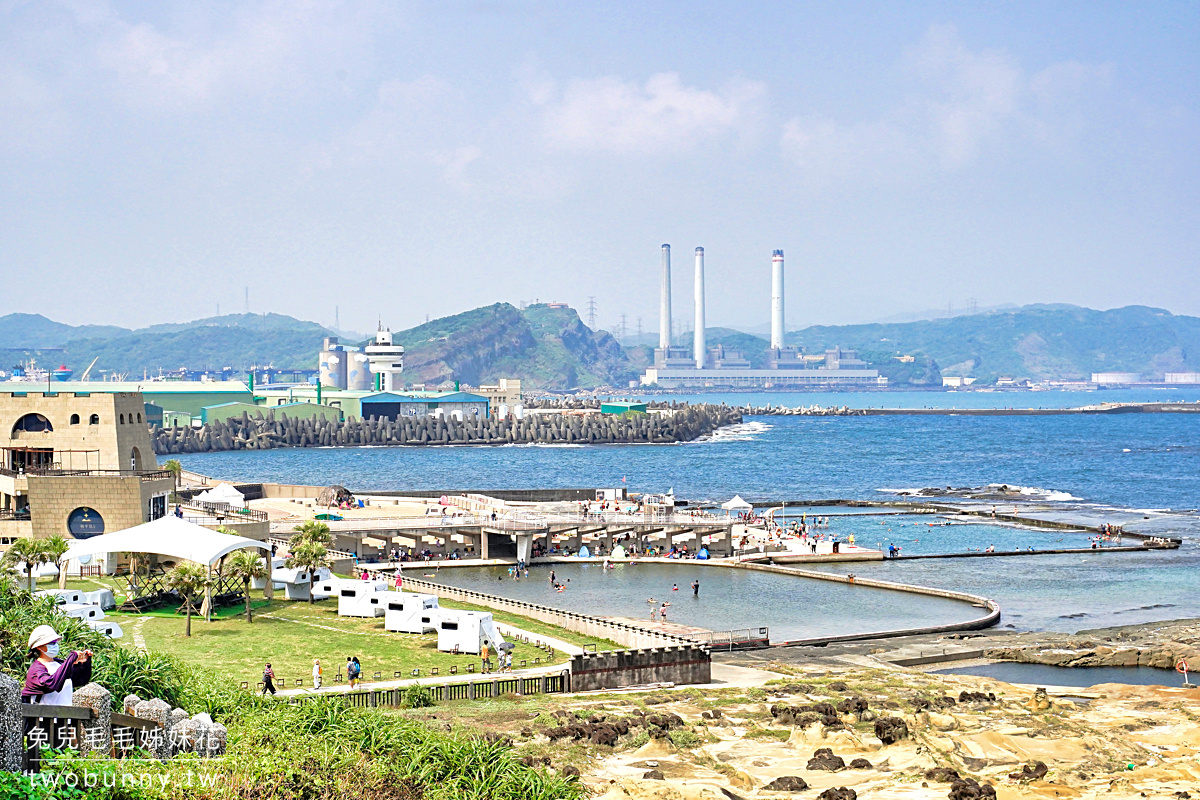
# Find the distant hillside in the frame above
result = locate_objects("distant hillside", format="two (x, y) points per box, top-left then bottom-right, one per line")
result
(0, 313), (129, 349)
(0, 313), (331, 375)
(394, 303), (634, 390)
(785, 305), (1200, 382)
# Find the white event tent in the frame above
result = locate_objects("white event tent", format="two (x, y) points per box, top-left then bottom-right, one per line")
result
(720, 495), (753, 514)
(193, 482), (246, 506)
(61, 515), (266, 568)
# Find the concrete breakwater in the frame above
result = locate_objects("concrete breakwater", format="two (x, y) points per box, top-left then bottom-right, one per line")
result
(735, 404), (865, 416)
(151, 405), (743, 454)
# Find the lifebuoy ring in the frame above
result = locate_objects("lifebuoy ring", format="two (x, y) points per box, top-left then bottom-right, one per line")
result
(1176, 660), (1189, 674)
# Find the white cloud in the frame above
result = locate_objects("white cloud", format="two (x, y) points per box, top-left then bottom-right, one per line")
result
(537, 72), (765, 154)
(781, 24), (1110, 176)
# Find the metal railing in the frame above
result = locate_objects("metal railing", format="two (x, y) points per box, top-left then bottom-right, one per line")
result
(284, 671), (570, 707)
(270, 510), (734, 534)
(0, 467), (174, 482)
(186, 500), (269, 523)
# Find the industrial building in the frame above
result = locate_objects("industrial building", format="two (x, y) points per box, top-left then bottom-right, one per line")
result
(360, 391), (490, 421)
(319, 327), (406, 393)
(642, 246), (885, 389)
(0, 391), (174, 556)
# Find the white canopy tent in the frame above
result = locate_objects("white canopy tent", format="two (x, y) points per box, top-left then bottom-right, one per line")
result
(721, 495), (753, 513)
(193, 482), (246, 506)
(61, 516), (267, 568)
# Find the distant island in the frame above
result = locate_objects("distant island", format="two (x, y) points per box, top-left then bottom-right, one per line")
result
(1, 303), (1198, 391)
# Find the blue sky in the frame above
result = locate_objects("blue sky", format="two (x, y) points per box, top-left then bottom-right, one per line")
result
(1, 1), (1197, 335)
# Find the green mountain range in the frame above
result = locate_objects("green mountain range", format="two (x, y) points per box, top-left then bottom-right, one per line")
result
(2, 303), (1197, 389)
(783, 305), (1200, 383)
(0, 313), (331, 378)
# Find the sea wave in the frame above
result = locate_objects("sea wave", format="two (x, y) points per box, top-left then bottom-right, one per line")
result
(993, 484), (1080, 502)
(691, 421), (773, 443)
(500, 442), (588, 449)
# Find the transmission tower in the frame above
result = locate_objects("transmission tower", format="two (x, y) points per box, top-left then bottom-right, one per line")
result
(586, 297), (597, 329)
(636, 316), (643, 345)
(244, 286), (250, 314)
(969, 297), (979, 315)
(619, 313), (627, 344)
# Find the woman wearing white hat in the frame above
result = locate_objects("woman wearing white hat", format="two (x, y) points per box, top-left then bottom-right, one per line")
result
(21, 625), (93, 705)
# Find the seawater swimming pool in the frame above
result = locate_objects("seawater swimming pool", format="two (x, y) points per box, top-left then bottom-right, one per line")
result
(424, 561), (982, 642)
(770, 512), (1097, 556)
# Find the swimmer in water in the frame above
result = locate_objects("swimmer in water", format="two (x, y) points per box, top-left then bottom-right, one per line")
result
(672, 583), (678, 592)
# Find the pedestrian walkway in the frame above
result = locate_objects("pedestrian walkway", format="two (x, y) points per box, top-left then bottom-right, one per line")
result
(274, 662), (567, 699)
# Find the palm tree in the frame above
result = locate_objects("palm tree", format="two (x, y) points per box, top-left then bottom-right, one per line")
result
(165, 562), (210, 637)
(4, 538), (48, 592)
(226, 549), (268, 622)
(291, 520), (331, 547)
(163, 459), (183, 500)
(287, 541), (329, 605)
(43, 534), (71, 590)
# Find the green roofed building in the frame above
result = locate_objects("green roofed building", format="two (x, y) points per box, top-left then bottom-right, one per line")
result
(201, 401), (342, 425)
(600, 401), (648, 414)
(0, 380), (254, 417)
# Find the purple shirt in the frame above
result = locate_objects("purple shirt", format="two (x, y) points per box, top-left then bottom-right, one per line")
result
(22, 651), (92, 702)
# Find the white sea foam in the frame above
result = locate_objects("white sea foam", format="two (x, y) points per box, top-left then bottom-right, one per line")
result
(692, 421), (773, 443)
(988, 483), (1080, 502)
(500, 442), (587, 449)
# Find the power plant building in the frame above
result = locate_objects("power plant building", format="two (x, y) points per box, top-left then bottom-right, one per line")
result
(643, 247), (885, 389)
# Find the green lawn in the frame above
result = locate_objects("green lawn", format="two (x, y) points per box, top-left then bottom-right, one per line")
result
(110, 596), (617, 688)
(58, 574), (621, 686)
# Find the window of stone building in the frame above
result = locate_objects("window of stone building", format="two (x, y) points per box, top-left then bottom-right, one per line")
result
(119, 414), (125, 424)
(137, 413), (142, 423)
(70, 414), (80, 424)
(89, 414), (99, 425)
(11, 413), (53, 434)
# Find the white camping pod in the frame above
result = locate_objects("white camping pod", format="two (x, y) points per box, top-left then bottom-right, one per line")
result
(274, 567), (313, 600)
(84, 589), (116, 611)
(60, 603), (105, 622)
(336, 581), (389, 617)
(382, 593), (440, 634)
(251, 556), (287, 591)
(436, 610), (504, 655)
(88, 620), (124, 639)
(35, 589), (86, 605)
(313, 576), (363, 599)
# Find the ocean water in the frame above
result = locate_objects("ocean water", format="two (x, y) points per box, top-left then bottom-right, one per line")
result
(934, 662), (1182, 688)
(423, 561), (978, 642)
(176, 388), (1200, 634)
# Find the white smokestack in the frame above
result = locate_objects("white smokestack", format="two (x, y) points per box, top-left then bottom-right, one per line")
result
(771, 249), (785, 350)
(694, 247), (706, 369)
(659, 244), (671, 350)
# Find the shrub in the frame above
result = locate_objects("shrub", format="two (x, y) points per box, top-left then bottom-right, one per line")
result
(403, 684), (435, 709)
(94, 648), (188, 710)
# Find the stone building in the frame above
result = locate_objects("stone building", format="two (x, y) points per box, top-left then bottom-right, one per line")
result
(0, 391), (173, 559)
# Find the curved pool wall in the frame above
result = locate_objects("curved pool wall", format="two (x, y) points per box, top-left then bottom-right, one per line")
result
(934, 662), (1182, 688)
(420, 559), (999, 644)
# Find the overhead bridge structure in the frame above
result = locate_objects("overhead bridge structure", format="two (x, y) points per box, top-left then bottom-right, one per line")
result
(270, 512), (740, 562)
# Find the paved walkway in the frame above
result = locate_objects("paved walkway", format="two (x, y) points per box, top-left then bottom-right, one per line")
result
(273, 662), (566, 698)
